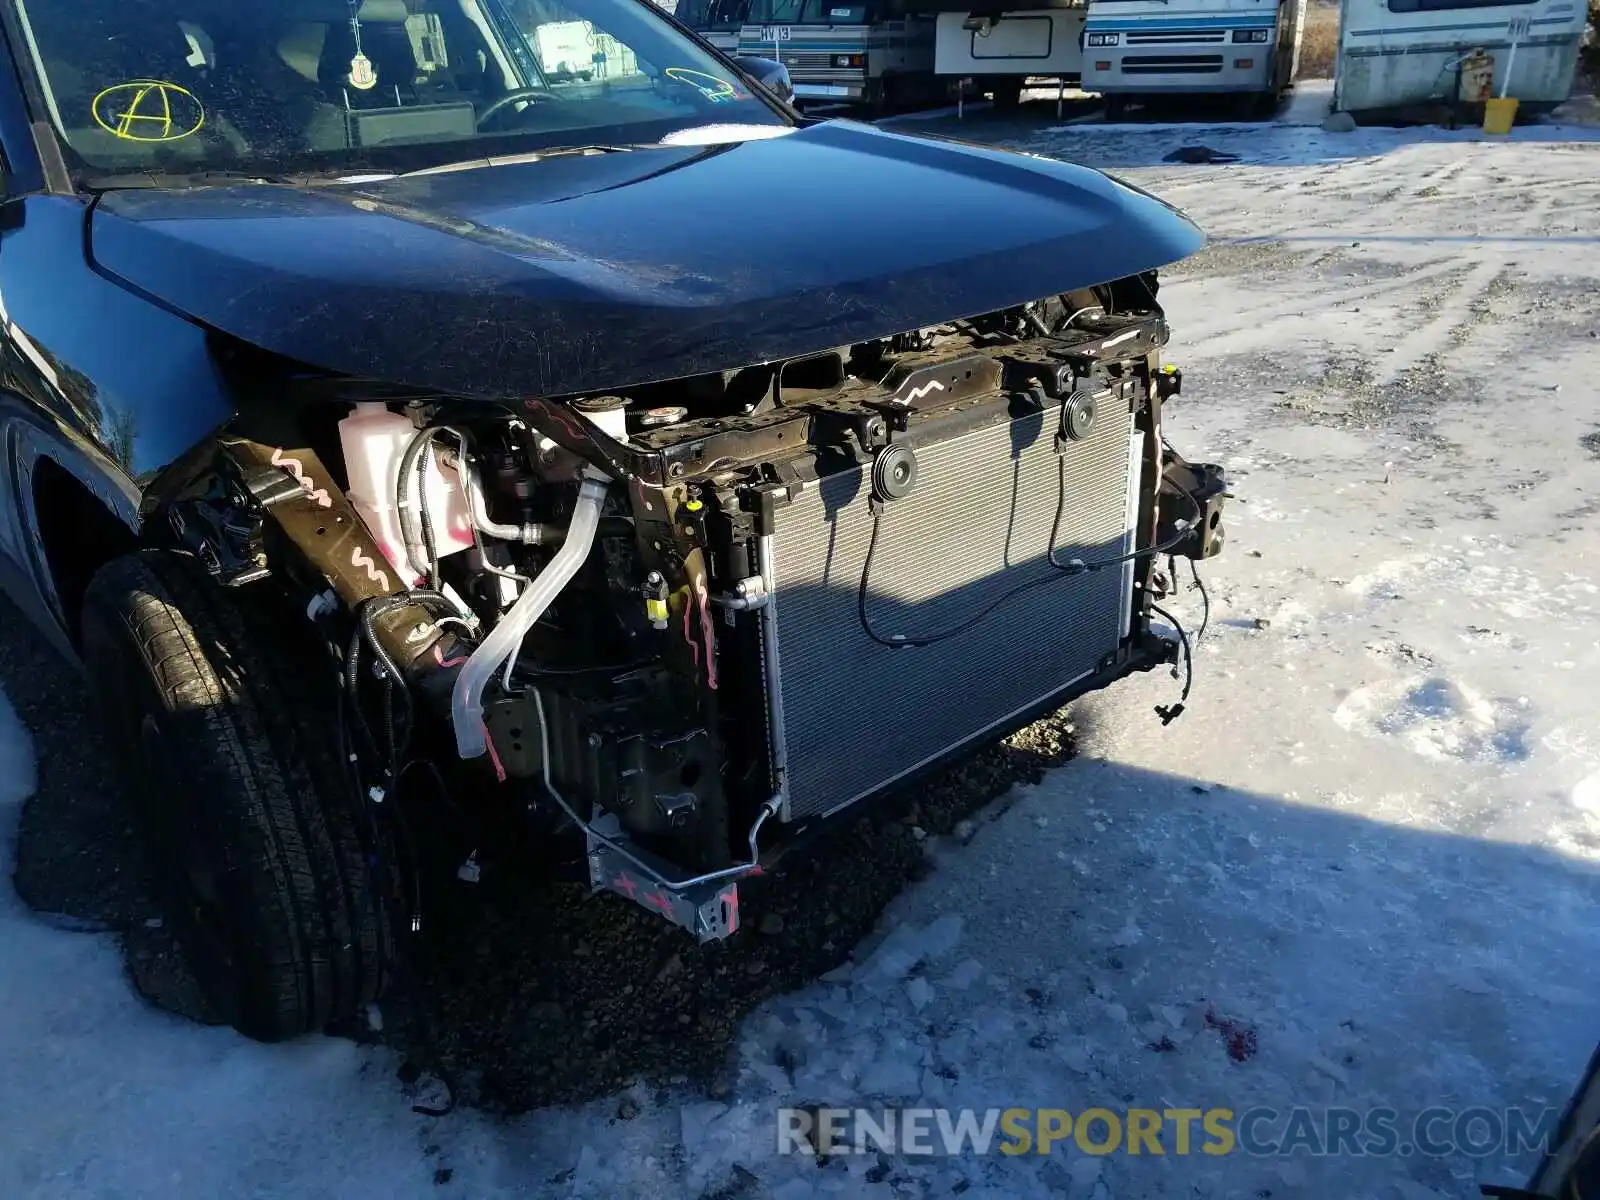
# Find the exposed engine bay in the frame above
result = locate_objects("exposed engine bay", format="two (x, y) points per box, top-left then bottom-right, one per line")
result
(169, 275), (1227, 942)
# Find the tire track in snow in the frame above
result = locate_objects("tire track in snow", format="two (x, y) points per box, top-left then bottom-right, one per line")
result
(1171, 257), (1470, 357)
(1373, 259), (1506, 387)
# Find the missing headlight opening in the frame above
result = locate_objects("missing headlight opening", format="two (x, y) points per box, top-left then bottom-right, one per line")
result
(186, 287), (1227, 949)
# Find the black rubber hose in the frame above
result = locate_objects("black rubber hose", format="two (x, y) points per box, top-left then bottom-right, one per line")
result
(396, 425), (445, 584)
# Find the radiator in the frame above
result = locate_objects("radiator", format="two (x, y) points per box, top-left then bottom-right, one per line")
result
(766, 402), (1141, 821)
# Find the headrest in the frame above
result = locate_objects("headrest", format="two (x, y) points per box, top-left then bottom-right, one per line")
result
(356, 0), (412, 21)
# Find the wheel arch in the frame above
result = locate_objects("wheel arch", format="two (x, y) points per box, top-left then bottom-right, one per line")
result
(19, 431), (142, 647)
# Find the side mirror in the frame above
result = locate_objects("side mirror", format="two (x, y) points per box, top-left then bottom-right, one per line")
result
(731, 55), (795, 106)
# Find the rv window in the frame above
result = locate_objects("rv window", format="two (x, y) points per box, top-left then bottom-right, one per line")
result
(747, 0), (804, 19)
(677, 0), (751, 27)
(1386, 0), (1532, 12)
(747, 0), (873, 21)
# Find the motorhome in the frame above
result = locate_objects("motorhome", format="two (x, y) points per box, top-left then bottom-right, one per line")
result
(1332, 0), (1585, 117)
(676, 0), (751, 51)
(1080, 0), (1306, 116)
(922, 0), (1089, 108)
(736, 0), (938, 106)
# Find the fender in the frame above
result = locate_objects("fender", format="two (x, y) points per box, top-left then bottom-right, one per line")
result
(0, 398), (138, 657)
(0, 195), (237, 490)
(0, 196), (237, 649)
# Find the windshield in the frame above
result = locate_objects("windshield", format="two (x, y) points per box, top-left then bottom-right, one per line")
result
(744, 0), (873, 23)
(6, 0), (788, 182)
(675, 0), (751, 30)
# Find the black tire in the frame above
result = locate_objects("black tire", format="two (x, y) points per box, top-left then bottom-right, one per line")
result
(80, 549), (389, 1042)
(990, 77), (1024, 111)
(867, 75), (894, 118)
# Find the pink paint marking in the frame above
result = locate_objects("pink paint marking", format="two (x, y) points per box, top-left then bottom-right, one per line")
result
(481, 722), (507, 784)
(433, 643), (469, 669)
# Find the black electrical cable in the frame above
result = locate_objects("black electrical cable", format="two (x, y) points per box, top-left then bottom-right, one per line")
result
(396, 425), (445, 584)
(1048, 457), (1203, 576)
(856, 504), (1083, 649)
(1149, 601), (1193, 725)
(338, 587), (470, 1117)
(417, 440), (442, 591)
(358, 594), (419, 749)
(855, 453), (1204, 651)
(1188, 558), (1211, 643)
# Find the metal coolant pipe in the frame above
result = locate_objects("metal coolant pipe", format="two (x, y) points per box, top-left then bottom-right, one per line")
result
(450, 465), (611, 758)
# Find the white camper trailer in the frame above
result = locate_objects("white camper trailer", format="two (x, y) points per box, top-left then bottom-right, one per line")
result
(930, 2), (1089, 108)
(1332, 0), (1587, 117)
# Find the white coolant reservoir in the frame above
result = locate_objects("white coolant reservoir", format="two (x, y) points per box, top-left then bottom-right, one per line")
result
(338, 403), (474, 582)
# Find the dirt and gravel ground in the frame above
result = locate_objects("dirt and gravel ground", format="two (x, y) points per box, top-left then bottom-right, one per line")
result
(0, 596), (1080, 1113)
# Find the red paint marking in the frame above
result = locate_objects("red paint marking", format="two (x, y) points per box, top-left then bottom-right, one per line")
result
(612, 873), (639, 900)
(433, 643), (469, 669)
(646, 890), (675, 917)
(1203, 1006), (1259, 1063)
(723, 886), (740, 933)
(481, 722), (507, 784)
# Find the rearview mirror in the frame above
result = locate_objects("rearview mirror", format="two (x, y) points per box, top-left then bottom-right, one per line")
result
(731, 55), (796, 106)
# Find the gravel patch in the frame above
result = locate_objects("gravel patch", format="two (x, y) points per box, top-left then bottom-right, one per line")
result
(0, 590), (1079, 1114)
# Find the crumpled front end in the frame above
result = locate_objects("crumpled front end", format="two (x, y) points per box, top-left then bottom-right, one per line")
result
(172, 272), (1225, 942)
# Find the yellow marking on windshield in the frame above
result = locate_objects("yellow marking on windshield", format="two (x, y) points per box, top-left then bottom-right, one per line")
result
(91, 80), (206, 142)
(664, 67), (739, 100)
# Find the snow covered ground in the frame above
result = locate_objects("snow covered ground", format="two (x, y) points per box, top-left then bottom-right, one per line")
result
(4, 114), (1600, 1199)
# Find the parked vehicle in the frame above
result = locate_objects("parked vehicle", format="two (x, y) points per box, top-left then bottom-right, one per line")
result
(1332, 0), (1585, 119)
(0, 0), (1224, 1041)
(736, 0), (938, 107)
(918, 0), (1089, 109)
(1081, 0), (1306, 117)
(676, 0), (751, 50)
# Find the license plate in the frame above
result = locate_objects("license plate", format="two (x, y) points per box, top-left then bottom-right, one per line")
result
(761, 24), (792, 40)
(1506, 16), (1531, 38)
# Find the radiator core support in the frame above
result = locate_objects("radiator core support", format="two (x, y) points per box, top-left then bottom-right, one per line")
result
(758, 386), (1142, 822)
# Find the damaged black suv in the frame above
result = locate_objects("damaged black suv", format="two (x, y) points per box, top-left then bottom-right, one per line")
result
(0, 0), (1225, 1040)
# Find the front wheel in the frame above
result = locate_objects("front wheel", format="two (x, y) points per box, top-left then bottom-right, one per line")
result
(81, 550), (391, 1041)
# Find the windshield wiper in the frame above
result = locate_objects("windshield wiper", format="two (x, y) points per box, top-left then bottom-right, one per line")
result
(401, 144), (640, 178)
(81, 168), (332, 191)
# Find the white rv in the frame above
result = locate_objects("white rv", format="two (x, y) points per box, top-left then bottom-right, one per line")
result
(930, 1), (1089, 108)
(1080, 0), (1306, 116)
(1333, 0), (1586, 116)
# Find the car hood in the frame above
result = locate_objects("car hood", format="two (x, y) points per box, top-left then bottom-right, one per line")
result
(87, 120), (1204, 402)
